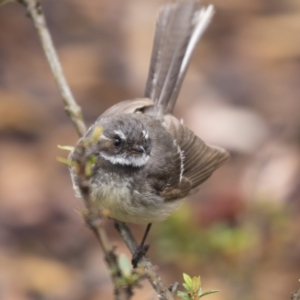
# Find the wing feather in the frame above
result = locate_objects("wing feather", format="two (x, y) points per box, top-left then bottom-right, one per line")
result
(164, 115), (229, 189)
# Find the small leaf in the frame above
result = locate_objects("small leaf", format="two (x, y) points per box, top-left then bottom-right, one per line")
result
(182, 283), (190, 291)
(57, 145), (74, 152)
(56, 156), (72, 166)
(85, 162), (94, 177)
(126, 273), (140, 286)
(183, 273), (193, 289)
(192, 276), (201, 292)
(91, 126), (103, 143)
(198, 290), (219, 298)
(85, 155), (97, 176)
(177, 291), (191, 300)
(118, 254), (132, 278)
(88, 156), (97, 164)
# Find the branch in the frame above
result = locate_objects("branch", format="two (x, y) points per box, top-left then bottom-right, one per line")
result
(71, 141), (133, 300)
(19, 0), (86, 136)
(115, 221), (174, 300)
(18, 0), (174, 299)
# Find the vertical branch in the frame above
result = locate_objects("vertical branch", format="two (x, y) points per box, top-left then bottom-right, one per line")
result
(71, 142), (133, 300)
(19, 0), (86, 136)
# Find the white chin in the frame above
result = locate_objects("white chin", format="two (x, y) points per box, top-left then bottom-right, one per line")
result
(100, 152), (149, 167)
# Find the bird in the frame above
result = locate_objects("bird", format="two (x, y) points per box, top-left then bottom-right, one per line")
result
(69, 0), (229, 267)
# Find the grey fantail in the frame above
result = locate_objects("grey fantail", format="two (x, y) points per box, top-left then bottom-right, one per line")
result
(69, 0), (229, 267)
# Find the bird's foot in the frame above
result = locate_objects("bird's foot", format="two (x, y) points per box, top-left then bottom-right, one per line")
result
(131, 243), (150, 268)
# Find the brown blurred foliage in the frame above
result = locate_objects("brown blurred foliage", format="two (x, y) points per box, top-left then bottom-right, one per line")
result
(0, 0), (300, 299)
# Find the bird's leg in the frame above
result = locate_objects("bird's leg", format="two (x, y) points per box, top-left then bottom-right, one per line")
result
(132, 223), (152, 268)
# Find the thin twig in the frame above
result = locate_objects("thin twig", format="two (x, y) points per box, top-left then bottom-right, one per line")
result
(19, 0), (86, 136)
(71, 143), (133, 300)
(18, 0), (174, 299)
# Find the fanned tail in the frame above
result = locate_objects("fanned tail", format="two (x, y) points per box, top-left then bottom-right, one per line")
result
(144, 0), (214, 116)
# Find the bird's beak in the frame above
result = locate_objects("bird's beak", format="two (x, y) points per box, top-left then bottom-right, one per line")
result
(132, 145), (146, 153)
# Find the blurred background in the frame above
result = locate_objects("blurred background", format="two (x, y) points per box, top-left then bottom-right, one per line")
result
(0, 0), (300, 299)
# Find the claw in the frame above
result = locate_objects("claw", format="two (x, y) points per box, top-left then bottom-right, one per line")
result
(131, 243), (150, 268)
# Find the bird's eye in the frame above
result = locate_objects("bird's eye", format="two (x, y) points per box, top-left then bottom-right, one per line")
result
(113, 136), (122, 147)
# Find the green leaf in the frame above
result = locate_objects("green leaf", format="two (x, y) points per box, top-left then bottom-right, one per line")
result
(192, 276), (201, 292)
(177, 291), (191, 300)
(56, 156), (72, 166)
(91, 126), (103, 143)
(85, 156), (97, 176)
(182, 283), (190, 291)
(183, 273), (193, 289)
(88, 155), (97, 164)
(126, 273), (140, 286)
(118, 254), (132, 278)
(199, 290), (219, 298)
(57, 145), (74, 151)
(85, 163), (93, 177)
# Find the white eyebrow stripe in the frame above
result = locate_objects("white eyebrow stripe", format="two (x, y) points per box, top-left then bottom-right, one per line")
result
(114, 130), (126, 140)
(142, 130), (149, 139)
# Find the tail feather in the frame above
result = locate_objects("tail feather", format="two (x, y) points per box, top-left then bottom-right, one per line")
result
(144, 0), (214, 116)
(144, 4), (175, 101)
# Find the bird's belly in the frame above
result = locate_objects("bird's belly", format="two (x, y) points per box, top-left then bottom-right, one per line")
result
(90, 181), (182, 224)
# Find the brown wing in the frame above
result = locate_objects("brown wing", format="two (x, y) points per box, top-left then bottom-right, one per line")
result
(159, 137), (192, 201)
(163, 115), (229, 190)
(99, 98), (154, 118)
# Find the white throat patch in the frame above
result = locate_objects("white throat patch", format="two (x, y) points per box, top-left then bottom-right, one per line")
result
(100, 152), (149, 167)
